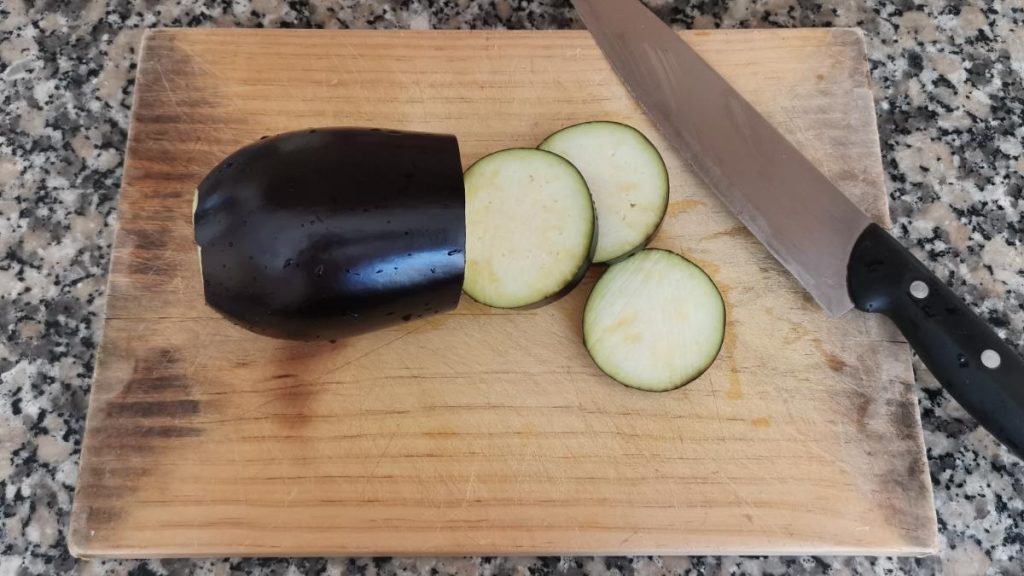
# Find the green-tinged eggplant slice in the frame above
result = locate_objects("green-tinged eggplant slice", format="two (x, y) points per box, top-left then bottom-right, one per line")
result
(540, 121), (668, 264)
(584, 249), (725, 391)
(462, 148), (596, 309)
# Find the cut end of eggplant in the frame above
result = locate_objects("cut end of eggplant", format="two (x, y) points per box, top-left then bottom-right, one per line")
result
(193, 127), (466, 340)
(584, 249), (725, 391)
(539, 121), (668, 264)
(462, 148), (596, 309)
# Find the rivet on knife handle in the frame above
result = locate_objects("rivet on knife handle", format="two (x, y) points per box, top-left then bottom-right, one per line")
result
(848, 223), (1024, 457)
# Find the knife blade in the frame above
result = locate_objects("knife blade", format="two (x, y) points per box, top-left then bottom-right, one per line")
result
(574, 0), (1024, 457)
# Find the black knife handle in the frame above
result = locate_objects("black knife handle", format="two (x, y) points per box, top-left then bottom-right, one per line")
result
(848, 223), (1024, 457)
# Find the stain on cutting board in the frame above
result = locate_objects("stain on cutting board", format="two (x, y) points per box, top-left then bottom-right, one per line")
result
(75, 346), (204, 534)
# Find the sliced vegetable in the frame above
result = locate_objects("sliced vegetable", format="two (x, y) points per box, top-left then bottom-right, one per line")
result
(193, 128), (465, 340)
(539, 121), (668, 263)
(584, 249), (725, 391)
(463, 148), (596, 308)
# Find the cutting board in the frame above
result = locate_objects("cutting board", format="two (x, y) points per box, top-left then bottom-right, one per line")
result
(70, 28), (937, 557)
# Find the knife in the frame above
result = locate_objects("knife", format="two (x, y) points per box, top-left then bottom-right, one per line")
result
(573, 0), (1024, 457)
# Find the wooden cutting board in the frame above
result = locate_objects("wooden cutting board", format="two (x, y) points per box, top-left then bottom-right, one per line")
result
(70, 28), (937, 558)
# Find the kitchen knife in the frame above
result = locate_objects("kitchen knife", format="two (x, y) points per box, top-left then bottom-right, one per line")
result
(573, 0), (1024, 457)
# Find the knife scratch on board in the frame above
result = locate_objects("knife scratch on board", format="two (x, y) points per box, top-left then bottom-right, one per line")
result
(318, 323), (427, 380)
(704, 368), (783, 538)
(460, 470), (477, 507)
(777, 392), (850, 470)
(175, 38), (222, 79)
(618, 529), (641, 547)
(360, 432), (396, 501)
(153, 62), (188, 122)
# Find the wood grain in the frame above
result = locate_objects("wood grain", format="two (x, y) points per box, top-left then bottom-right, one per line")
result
(70, 28), (936, 557)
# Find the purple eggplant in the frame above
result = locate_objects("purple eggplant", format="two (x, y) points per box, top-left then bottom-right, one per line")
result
(193, 128), (465, 340)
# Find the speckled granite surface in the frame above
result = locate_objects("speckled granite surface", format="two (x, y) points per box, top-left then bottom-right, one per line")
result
(1, 0), (1022, 574)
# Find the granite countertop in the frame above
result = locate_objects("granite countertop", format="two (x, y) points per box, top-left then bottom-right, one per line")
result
(1, 0), (1022, 574)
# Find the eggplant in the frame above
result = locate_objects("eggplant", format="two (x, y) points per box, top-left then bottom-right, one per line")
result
(193, 128), (465, 340)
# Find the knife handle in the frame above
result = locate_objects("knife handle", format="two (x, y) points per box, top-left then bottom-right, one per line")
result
(847, 223), (1024, 457)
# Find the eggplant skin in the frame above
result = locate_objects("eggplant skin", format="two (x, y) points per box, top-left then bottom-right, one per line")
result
(194, 128), (466, 340)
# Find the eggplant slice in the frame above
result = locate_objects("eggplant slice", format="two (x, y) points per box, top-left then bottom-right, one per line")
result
(584, 249), (725, 391)
(462, 148), (596, 309)
(539, 121), (669, 264)
(194, 128), (466, 340)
